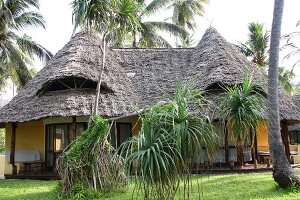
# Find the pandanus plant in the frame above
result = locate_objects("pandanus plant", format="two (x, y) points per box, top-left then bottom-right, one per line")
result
(220, 76), (266, 167)
(118, 84), (217, 200)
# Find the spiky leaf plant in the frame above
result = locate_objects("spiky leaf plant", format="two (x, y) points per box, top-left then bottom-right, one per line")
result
(118, 84), (217, 200)
(220, 75), (266, 166)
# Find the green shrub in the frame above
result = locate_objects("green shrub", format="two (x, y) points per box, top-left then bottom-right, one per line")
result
(0, 129), (5, 153)
(57, 116), (127, 198)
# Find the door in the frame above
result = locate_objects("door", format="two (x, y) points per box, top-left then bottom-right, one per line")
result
(45, 123), (87, 170)
(109, 123), (132, 148)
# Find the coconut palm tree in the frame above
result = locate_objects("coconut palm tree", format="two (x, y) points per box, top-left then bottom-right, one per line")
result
(238, 22), (269, 68)
(267, 0), (300, 188)
(238, 22), (298, 96)
(0, 0), (52, 87)
(170, 0), (208, 30)
(220, 76), (266, 167)
(118, 0), (189, 48)
(72, 0), (141, 115)
(169, 0), (208, 46)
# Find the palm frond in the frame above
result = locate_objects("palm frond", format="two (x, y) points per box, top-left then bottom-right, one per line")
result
(5, 0), (40, 18)
(171, 0), (208, 30)
(118, 83), (217, 199)
(220, 76), (266, 144)
(146, 21), (188, 40)
(6, 43), (32, 86)
(12, 11), (46, 30)
(15, 34), (52, 63)
(142, 0), (173, 17)
(237, 42), (254, 57)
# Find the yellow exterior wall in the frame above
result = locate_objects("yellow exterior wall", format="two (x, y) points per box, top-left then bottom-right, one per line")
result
(0, 154), (5, 177)
(256, 121), (300, 164)
(257, 121), (269, 152)
(131, 115), (141, 136)
(4, 120), (44, 173)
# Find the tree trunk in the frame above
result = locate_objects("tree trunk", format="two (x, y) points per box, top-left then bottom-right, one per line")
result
(236, 137), (244, 168)
(267, 0), (300, 187)
(280, 120), (291, 163)
(93, 35), (107, 116)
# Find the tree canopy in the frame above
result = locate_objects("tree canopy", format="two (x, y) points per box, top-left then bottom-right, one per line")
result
(0, 0), (52, 88)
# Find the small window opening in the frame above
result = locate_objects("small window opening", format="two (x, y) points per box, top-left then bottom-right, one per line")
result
(38, 77), (113, 95)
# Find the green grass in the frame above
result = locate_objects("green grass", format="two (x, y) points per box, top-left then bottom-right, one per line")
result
(0, 172), (299, 199)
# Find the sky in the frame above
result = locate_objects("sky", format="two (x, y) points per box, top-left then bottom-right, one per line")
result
(2, 0), (300, 100)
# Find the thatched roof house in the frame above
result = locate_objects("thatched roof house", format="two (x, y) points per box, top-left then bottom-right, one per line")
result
(2, 27), (300, 178)
(0, 32), (139, 123)
(115, 27), (300, 122)
(289, 94), (300, 132)
(0, 27), (299, 123)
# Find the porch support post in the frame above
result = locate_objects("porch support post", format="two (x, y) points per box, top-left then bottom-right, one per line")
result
(254, 134), (258, 160)
(280, 120), (291, 163)
(250, 130), (258, 168)
(224, 123), (229, 164)
(10, 122), (18, 175)
(72, 116), (77, 141)
(114, 122), (117, 147)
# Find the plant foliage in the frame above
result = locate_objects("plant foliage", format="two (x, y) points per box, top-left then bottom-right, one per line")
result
(0, 0), (52, 88)
(220, 76), (266, 144)
(118, 84), (217, 200)
(56, 116), (127, 198)
(0, 128), (5, 153)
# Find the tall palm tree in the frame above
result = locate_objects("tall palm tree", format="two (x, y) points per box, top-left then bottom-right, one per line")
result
(72, 0), (141, 115)
(238, 22), (269, 68)
(220, 76), (266, 167)
(239, 22), (298, 96)
(268, 0), (300, 188)
(171, 0), (208, 30)
(122, 0), (189, 48)
(169, 0), (208, 46)
(0, 0), (52, 87)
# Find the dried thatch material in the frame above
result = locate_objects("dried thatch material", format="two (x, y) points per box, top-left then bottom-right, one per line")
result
(0, 32), (139, 123)
(0, 27), (299, 123)
(115, 27), (300, 121)
(289, 94), (300, 130)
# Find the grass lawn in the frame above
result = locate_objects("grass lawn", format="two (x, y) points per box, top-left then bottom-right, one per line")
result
(0, 172), (299, 199)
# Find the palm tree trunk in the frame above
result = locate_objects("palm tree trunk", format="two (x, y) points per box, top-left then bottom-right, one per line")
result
(267, 0), (300, 187)
(237, 137), (244, 168)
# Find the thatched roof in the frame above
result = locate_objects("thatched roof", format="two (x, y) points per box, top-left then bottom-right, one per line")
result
(115, 27), (300, 121)
(289, 94), (300, 130)
(0, 32), (139, 123)
(0, 27), (299, 123)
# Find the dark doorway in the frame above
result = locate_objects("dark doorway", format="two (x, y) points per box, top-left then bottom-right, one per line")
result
(45, 123), (87, 170)
(110, 122), (132, 149)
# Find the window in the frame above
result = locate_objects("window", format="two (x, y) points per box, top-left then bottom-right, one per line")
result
(290, 130), (300, 144)
(38, 77), (113, 94)
(45, 123), (88, 168)
(55, 125), (68, 152)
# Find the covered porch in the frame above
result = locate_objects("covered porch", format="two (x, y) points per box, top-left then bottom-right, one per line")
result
(2, 115), (141, 179)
